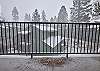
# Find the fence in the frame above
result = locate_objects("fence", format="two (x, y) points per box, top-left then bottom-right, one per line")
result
(0, 22), (100, 57)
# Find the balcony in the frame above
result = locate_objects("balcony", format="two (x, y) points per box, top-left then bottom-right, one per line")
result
(0, 22), (100, 71)
(0, 22), (99, 55)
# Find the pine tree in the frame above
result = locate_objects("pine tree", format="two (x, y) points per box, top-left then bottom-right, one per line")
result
(58, 6), (68, 23)
(0, 16), (5, 22)
(24, 13), (31, 21)
(92, 1), (100, 17)
(28, 14), (31, 21)
(70, 0), (92, 23)
(24, 13), (29, 21)
(50, 17), (54, 22)
(70, 8), (75, 23)
(32, 9), (40, 22)
(53, 16), (57, 22)
(42, 10), (47, 22)
(12, 7), (19, 21)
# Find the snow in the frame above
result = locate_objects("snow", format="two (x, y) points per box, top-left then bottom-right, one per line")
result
(86, 25), (99, 30)
(42, 36), (64, 48)
(59, 54), (100, 57)
(0, 26), (8, 29)
(79, 25), (99, 30)
(90, 15), (100, 23)
(0, 55), (30, 58)
(89, 25), (99, 28)
(19, 42), (32, 45)
(33, 24), (57, 32)
(8, 48), (20, 53)
(94, 19), (100, 23)
(18, 31), (31, 34)
(0, 25), (12, 28)
(1, 54), (100, 58)
(0, 24), (22, 29)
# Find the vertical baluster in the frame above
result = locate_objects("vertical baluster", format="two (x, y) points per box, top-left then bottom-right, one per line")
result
(42, 23), (44, 53)
(80, 24), (83, 53)
(77, 24), (80, 53)
(57, 24), (58, 53)
(94, 25), (97, 53)
(83, 24), (87, 53)
(66, 24), (69, 57)
(74, 24), (76, 53)
(1, 23), (4, 54)
(4, 22), (7, 54)
(12, 23), (15, 53)
(64, 24), (66, 53)
(24, 23), (26, 54)
(35, 23), (37, 53)
(39, 23), (40, 53)
(5, 23), (8, 53)
(60, 24), (62, 53)
(0, 23), (1, 54)
(16, 23), (19, 54)
(32, 23), (33, 54)
(87, 24), (90, 53)
(20, 23), (22, 53)
(0, 22), (2, 54)
(53, 24), (55, 53)
(97, 25), (100, 53)
(70, 24), (73, 53)
(28, 23), (30, 53)
(50, 24), (51, 53)
(46, 24), (47, 53)
(90, 25), (94, 53)
(8, 23), (11, 53)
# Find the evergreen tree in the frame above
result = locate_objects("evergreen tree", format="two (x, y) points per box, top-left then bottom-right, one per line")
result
(12, 7), (19, 21)
(32, 9), (40, 22)
(50, 17), (54, 22)
(70, 8), (75, 23)
(0, 16), (5, 22)
(70, 0), (92, 23)
(24, 13), (31, 21)
(92, 1), (100, 17)
(58, 6), (68, 23)
(53, 16), (57, 22)
(28, 14), (31, 21)
(42, 10), (47, 22)
(57, 6), (68, 35)
(24, 13), (29, 21)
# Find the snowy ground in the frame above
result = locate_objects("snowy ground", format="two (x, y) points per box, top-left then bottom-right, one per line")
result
(0, 56), (100, 71)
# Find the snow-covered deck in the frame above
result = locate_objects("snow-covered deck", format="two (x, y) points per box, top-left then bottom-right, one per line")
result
(42, 36), (64, 48)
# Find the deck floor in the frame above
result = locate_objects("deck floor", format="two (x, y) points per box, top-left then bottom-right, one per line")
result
(0, 57), (100, 71)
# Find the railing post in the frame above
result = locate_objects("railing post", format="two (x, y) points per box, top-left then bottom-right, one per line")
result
(31, 54), (33, 59)
(66, 53), (68, 58)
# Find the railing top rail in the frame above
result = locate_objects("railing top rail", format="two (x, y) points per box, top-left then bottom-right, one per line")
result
(0, 22), (100, 25)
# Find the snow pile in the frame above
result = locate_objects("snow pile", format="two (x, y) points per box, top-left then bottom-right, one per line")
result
(43, 36), (64, 48)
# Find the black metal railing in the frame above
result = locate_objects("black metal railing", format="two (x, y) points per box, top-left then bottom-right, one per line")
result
(0, 22), (100, 56)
